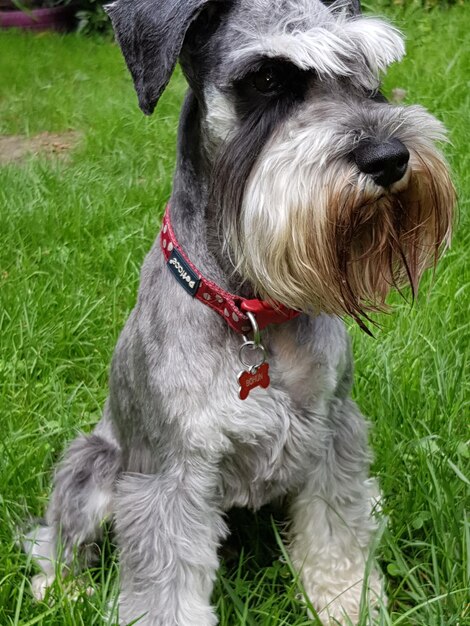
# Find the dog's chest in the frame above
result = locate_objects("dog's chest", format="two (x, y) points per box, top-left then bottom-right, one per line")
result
(134, 297), (349, 508)
(217, 325), (343, 510)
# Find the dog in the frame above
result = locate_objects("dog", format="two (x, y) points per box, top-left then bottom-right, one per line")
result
(23, 0), (455, 624)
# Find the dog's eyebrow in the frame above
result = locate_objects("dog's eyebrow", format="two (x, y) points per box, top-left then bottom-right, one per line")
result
(228, 54), (305, 84)
(230, 16), (404, 91)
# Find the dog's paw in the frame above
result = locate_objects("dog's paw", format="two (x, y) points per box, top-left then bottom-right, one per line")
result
(31, 573), (95, 604)
(317, 601), (379, 626)
(31, 573), (55, 602)
(305, 567), (384, 626)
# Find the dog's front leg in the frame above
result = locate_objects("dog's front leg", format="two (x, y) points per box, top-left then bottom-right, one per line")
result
(288, 399), (384, 625)
(115, 465), (226, 626)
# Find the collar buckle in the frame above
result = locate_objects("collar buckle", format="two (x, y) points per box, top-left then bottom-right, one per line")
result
(241, 299), (299, 332)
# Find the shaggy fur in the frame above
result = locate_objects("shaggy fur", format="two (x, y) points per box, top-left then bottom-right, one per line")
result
(23, 1), (455, 625)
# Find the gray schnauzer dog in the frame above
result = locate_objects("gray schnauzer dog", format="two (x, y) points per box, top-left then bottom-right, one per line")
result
(24, 0), (455, 624)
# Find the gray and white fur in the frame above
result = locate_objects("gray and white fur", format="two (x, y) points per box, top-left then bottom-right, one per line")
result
(23, 0), (455, 624)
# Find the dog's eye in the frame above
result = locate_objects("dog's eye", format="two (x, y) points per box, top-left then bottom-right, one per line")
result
(251, 66), (283, 95)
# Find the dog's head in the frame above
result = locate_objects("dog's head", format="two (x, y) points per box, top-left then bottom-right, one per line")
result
(107, 0), (455, 321)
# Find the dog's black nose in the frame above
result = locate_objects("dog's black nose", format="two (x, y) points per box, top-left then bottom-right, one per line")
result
(353, 138), (410, 187)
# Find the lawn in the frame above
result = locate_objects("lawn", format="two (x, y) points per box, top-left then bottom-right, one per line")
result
(0, 3), (469, 626)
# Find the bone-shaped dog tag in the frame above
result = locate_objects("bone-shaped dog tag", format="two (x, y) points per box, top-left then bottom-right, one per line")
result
(238, 362), (270, 400)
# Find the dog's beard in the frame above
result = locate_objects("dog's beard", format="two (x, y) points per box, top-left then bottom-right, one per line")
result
(233, 135), (455, 320)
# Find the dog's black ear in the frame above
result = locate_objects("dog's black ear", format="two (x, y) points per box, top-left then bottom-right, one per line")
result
(105, 0), (223, 115)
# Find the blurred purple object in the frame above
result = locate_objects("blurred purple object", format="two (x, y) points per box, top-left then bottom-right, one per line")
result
(0, 6), (74, 32)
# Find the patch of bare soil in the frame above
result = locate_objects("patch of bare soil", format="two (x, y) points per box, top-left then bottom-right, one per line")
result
(391, 88), (407, 104)
(0, 130), (81, 165)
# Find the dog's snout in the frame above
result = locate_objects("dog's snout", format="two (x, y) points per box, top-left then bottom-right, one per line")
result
(353, 138), (410, 187)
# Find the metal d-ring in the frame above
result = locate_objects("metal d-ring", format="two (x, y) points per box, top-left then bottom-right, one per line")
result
(238, 311), (266, 373)
(238, 340), (266, 373)
(245, 311), (261, 346)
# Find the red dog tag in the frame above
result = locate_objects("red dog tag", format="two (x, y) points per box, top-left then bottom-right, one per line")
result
(238, 362), (270, 400)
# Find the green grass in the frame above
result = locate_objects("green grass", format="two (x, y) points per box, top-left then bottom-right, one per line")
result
(0, 4), (469, 625)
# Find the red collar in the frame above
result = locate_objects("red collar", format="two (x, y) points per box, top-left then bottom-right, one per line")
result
(160, 205), (300, 334)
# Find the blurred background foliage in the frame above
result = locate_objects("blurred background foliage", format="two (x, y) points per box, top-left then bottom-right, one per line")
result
(75, 0), (111, 35)
(365, 0), (464, 9)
